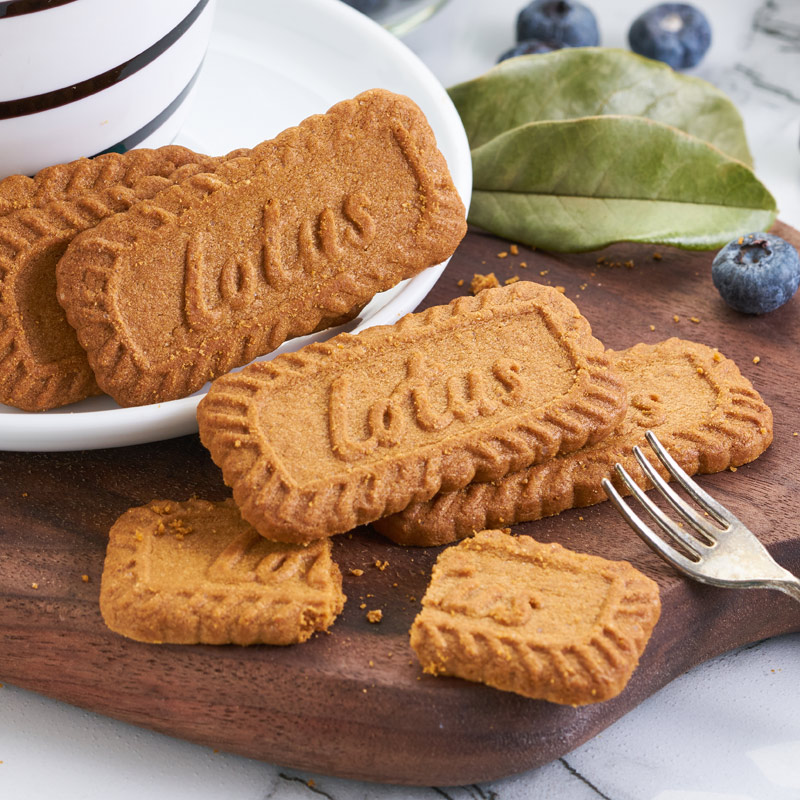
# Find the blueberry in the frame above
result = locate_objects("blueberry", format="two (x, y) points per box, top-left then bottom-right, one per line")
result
(498, 39), (562, 63)
(340, 0), (388, 15)
(516, 0), (599, 48)
(628, 4), (711, 69)
(712, 233), (800, 314)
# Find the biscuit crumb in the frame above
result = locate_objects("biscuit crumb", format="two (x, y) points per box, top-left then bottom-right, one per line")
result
(673, 315), (680, 323)
(457, 279), (464, 287)
(496, 251), (508, 259)
(729, 466), (738, 472)
(504, 276), (520, 285)
(652, 252), (662, 261)
(752, 356), (761, 364)
(366, 609), (383, 623)
(368, 660), (374, 668)
(81, 574), (90, 583)
(350, 568), (364, 576)
(31, 583), (38, 589)
(519, 261), (528, 268)
(470, 272), (500, 294)
(374, 560), (389, 571)
(21, 492), (27, 498)
(555, 286), (565, 293)
(649, 325), (655, 331)
(793, 432), (798, 436)
(510, 244), (519, 255)
(690, 317), (700, 324)
(624, 260), (635, 269)
(539, 269), (549, 276)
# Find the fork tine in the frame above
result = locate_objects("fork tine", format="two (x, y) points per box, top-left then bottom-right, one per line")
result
(644, 430), (738, 527)
(610, 464), (705, 557)
(601, 477), (701, 573)
(632, 445), (721, 542)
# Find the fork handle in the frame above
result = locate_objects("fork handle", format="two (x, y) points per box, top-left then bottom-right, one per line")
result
(772, 578), (800, 604)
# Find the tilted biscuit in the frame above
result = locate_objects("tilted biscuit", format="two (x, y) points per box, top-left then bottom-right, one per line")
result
(100, 498), (345, 645)
(0, 146), (225, 410)
(197, 281), (627, 544)
(410, 529), (661, 705)
(56, 89), (468, 408)
(375, 338), (773, 546)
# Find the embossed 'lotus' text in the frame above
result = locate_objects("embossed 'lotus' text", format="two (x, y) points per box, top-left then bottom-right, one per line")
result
(185, 192), (376, 329)
(329, 351), (526, 462)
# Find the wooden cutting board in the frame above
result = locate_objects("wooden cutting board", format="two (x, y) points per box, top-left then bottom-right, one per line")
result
(1, 223), (799, 786)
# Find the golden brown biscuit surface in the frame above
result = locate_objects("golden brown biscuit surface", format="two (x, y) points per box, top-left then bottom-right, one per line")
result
(0, 146), (222, 411)
(197, 281), (627, 543)
(409, 529), (661, 705)
(375, 338), (773, 546)
(100, 499), (345, 645)
(56, 89), (467, 407)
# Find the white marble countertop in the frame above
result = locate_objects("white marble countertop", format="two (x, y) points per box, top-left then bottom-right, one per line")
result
(2, 1), (799, 798)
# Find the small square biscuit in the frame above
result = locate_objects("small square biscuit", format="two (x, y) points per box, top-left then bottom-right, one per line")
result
(410, 530), (660, 705)
(100, 499), (345, 645)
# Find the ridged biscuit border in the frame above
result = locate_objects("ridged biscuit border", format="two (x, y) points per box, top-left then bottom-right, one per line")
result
(99, 499), (345, 646)
(0, 147), (222, 410)
(409, 530), (661, 705)
(374, 338), (773, 546)
(197, 281), (627, 543)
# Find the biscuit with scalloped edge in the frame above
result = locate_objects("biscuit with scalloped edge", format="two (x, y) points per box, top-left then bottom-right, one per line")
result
(410, 529), (661, 705)
(197, 281), (627, 543)
(100, 498), (345, 645)
(375, 338), (772, 546)
(56, 89), (467, 407)
(0, 146), (225, 411)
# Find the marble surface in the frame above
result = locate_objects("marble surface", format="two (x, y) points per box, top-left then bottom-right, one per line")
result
(2, 0), (799, 798)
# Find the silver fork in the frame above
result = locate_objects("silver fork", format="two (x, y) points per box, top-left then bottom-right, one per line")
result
(601, 430), (800, 603)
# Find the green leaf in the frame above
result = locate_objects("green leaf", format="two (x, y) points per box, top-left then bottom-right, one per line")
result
(469, 115), (777, 252)
(449, 48), (753, 165)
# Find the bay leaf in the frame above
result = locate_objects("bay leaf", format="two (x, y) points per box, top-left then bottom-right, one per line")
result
(469, 115), (776, 252)
(449, 48), (752, 165)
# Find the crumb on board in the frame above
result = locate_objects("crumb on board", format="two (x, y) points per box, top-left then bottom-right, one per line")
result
(555, 286), (565, 293)
(456, 278), (464, 287)
(374, 560), (389, 571)
(81, 574), (89, 583)
(504, 276), (520, 285)
(31, 583), (38, 589)
(673, 315), (680, 323)
(496, 251), (508, 259)
(729, 466), (738, 472)
(470, 272), (500, 294)
(366, 609), (383, 623)
(510, 244), (519, 255)
(690, 317), (700, 324)
(649, 325), (656, 331)
(519, 261), (528, 268)
(539, 269), (548, 276)
(753, 356), (761, 364)
(653, 252), (662, 260)
(350, 568), (364, 577)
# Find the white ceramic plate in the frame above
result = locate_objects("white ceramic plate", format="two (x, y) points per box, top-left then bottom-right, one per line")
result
(0, 0), (471, 453)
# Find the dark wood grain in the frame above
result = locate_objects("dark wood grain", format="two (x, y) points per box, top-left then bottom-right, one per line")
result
(1, 224), (799, 785)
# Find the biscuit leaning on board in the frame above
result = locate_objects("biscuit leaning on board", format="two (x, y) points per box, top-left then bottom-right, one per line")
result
(100, 499), (345, 645)
(375, 338), (773, 546)
(0, 146), (226, 411)
(197, 281), (628, 543)
(410, 529), (661, 705)
(56, 89), (468, 408)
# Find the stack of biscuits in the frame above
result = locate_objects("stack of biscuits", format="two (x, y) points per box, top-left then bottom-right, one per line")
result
(12, 90), (772, 706)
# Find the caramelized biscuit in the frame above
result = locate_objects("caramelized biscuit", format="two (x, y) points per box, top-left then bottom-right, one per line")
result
(0, 146), (223, 410)
(376, 339), (773, 545)
(410, 529), (661, 705)
(197, 281), (627, 543)
(56, 89), (468, 407)
(100, 499), (345, 645)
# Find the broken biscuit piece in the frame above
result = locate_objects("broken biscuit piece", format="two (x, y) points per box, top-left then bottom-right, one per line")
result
(410, 529), (660, 705)
(100, 499), (345, 645)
